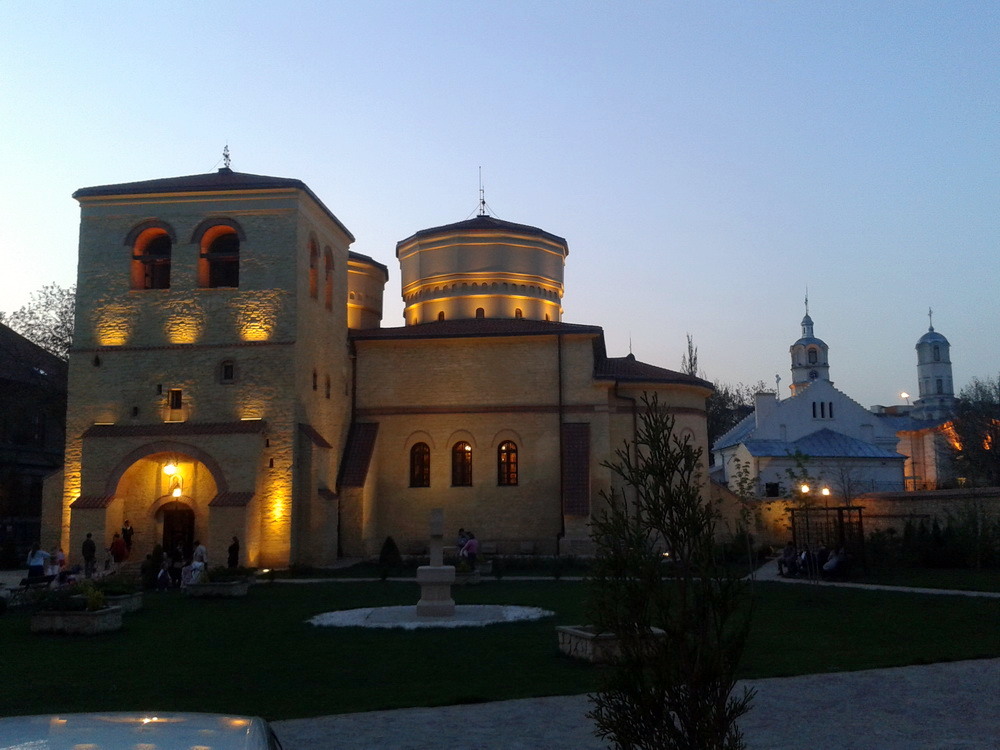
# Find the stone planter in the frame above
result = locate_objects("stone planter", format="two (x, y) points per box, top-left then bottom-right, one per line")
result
(104, 592), (144, 613)
(556, 624), (665, 663)
(184, 579), (251, 598)
(31, 606), (123, 635)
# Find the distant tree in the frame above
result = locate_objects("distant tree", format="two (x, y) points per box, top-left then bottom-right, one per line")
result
(707, 381), (767, 452)
(0, 283), (75, 360)
(587, 393), (754, 750)
(949, 375), (1000, 487)
(680, 333), (699, 378)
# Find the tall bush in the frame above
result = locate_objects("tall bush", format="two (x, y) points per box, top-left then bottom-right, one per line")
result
(587, 393), (754, 750)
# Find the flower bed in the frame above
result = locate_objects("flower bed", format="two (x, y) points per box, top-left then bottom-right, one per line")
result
(31, 606), (123, 635)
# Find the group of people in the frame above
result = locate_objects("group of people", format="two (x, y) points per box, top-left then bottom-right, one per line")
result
(777, 540), (851, 579)
(25, 543), (65, 579)
(456, 528), (479, 567)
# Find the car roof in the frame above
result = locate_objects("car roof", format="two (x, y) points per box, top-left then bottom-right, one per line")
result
(0, 712), (278, 750)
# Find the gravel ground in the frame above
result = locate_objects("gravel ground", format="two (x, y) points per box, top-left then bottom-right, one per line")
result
(273, 658), (1000, 750)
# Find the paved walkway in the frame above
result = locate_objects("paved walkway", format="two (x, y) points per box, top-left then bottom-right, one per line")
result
(273, 658), (1000, 749)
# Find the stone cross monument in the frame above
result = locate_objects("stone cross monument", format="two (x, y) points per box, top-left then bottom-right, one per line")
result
(415, 508), (456, 617)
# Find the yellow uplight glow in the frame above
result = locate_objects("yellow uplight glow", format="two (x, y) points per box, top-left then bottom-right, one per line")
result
(163, 461), (178, 475)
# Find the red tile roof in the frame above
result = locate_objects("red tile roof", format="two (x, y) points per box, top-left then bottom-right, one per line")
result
(351, 318), (602, 342)
(209, 491), (254, 507)
(339, 423), (379, 488)
(70, 495), (115, 509)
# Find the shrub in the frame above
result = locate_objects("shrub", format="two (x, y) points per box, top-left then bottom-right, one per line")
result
(378, 536), (402, 580)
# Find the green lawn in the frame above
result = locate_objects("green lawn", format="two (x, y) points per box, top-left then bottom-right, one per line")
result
(0, 580), (996, 721)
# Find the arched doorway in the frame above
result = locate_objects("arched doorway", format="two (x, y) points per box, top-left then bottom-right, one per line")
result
(159, 501), (195, 561)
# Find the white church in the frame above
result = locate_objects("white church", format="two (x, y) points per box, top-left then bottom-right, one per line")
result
(712, 305), (957, 499)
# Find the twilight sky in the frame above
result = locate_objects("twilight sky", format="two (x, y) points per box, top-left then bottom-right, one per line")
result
(1, 1), (996, 408)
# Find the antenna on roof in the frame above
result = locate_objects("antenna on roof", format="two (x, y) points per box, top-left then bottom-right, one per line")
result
(478, 166), (486, 216)
(222, 144), (231, 170)
(928, 306), (934, 331)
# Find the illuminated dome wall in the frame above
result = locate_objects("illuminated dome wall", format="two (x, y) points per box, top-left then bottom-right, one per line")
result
(395, 215), (568, 325)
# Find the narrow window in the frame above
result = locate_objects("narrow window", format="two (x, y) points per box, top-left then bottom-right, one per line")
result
(325, 375), (331, 399)
(220, 360), (236, 384)
(308, 241), (319, 298)
(812, 402), (817, 418)
(200, 230), (240, 287)
(936, 378), (943, 395)
(820, 402), (826, 418)
(437, 311), (445, 322)
(828, 402), (834, 419)
(312, 370), (318, 391)
(132, 230), (172, 290)
(452, 441), (472, 486)
(497, 441), (518, 486)
(514, 308), (523, 319)
(475, 308), (485, 319)
(324, 249), (334, 310)
(933, 345), (941, 362)
(410, 443), (430, 487)
(808, 348), (817, 364)
(168, 389), (183, 410)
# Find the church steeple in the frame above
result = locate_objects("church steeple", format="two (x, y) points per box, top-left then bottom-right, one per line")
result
(789, 295), (831, 396)
(912, 309), (956, 420)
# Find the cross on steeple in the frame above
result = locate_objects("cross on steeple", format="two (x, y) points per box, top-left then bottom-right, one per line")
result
(223, 144), (231, 170)
(928, 306), (934, 331)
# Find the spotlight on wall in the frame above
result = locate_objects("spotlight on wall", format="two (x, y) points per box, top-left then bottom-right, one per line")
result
(164, 461), (178, 476)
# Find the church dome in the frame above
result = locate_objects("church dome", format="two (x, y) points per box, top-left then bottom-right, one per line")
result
(395, 214), (568, 325)
(917, 329), (949, 346)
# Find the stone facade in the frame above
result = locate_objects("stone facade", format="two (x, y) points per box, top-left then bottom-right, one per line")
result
(45, 168), (713, 568)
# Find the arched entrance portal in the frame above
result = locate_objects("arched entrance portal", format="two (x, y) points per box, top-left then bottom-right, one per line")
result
(109, 449), (220, 562)
(159, 501), (195, 560)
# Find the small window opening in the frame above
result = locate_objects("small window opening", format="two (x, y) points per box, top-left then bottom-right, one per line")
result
(514, 308), (523, 319)
(475, 308), (485, 319)
(168, 389), (183, 410)
(312, 370), (318, 391)
(437, 311), (445, 322)
(220, 360), (236, 384)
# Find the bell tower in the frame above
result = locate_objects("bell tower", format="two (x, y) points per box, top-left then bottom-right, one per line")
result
(789, 295), (831, 396)
(913, 308), (957, 420)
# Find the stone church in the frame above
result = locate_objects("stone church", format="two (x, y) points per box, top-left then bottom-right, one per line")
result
(43, 166), (712, 568)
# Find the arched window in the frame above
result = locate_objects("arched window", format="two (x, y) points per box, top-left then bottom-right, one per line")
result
(308, 241), (319, 298)
(452, 442), (472, 486)
(808, 348), (817, 364)
(199, 228), (240, 287)
(497, 441), (518, 486)
(131, 229), (172, 289)
(324, 249), (334, 310)
(437, 311), (445, 322)
(933, 345), (941, 362)
(475, 308), (485, 319)
(410, 443), (430, 487)
(514, 308), (523, 319)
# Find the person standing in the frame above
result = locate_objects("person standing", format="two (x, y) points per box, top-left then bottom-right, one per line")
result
(190, 539), (207, 583)
(461, 532), (479, 569)
(82, 532), (97, 578)
(121, 520), (135, 557)
(227, 536), (240, 569)
(109, 533), (128, 572)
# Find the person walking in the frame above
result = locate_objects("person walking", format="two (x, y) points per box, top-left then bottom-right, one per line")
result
(227, 536), (240, 569)
(82, 532), (97, 578)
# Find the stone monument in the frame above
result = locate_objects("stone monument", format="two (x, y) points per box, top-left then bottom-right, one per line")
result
(415, 508), (456, 617)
